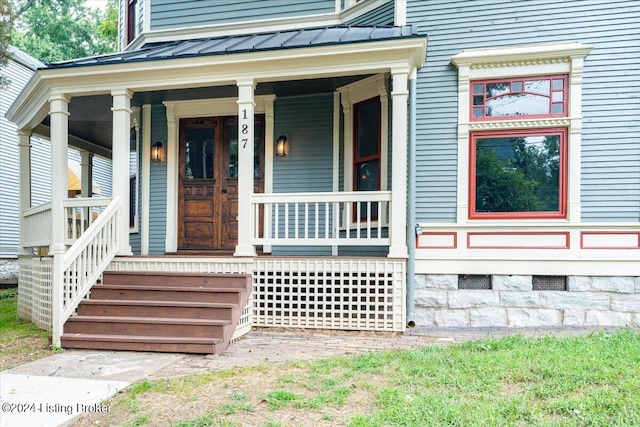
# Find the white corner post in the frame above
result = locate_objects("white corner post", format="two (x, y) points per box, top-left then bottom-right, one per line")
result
(111, 89), (133, 255)
(17, 130), (32, 256)
(79, 150), (93, 198)
(388, 68), (409, 258)
(235, 79), (257, 257)
(49, 93), (70, 346)
(263, 95), (275, 254)
(141, 104), (151, 255)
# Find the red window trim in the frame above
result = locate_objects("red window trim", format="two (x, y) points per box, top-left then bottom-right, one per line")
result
(353, 96), (382, 222)
(468, 128), (568, 220)
(470, 75), (568, 121)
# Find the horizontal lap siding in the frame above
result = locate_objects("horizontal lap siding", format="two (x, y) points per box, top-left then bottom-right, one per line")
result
(408, 0), (640, 223)
(0, 60), (31, 257)
(346, 1), (394, 25)
(273, 93), (334, 256)
(148, 105), (168, 255)
(151, 0), (335, 30)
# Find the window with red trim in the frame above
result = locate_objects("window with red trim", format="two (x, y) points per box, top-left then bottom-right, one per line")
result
(127, 0), (140, 44)
(469, 128), (567, 219)
(471, 75), (568, 120)
(353, 96), (381, 220)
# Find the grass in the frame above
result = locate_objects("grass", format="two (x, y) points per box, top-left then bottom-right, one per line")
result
(85, 329), (640, 427)
(0, 287), (51, 370)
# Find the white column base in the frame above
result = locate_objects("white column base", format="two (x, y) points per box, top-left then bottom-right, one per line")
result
(388, 245), (408, 259)
(234, 245), (257, 257)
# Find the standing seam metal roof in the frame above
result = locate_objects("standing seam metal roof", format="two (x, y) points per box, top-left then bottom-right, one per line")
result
(43, 25), (421, 70)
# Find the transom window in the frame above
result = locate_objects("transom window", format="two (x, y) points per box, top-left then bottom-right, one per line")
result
(470, 129), (567, 219)
(471, 75), (568, 120)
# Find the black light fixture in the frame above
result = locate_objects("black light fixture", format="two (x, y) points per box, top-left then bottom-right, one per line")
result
(151, 141), (164, 162)
(275, 135), (288, 157)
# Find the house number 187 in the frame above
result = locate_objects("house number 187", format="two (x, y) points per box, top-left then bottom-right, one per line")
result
(241, 109), (249, 149)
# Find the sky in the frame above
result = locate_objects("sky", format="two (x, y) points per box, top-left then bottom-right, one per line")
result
(85, 0), (109, 11)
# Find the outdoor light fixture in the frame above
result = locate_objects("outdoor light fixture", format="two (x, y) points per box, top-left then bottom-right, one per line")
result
(151, 141), (164, 162)
(275, 135), (288, 157)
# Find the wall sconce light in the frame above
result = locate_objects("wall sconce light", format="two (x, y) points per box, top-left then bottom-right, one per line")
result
(275, 135), (288, 157)
(151, 141), (164, 162)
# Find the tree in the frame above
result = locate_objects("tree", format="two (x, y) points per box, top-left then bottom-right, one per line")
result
(11, 0), (116, 63)
(0, 0), (13, 75)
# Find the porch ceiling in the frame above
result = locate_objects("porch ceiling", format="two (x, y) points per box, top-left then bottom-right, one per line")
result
(60, 75), (371, 151)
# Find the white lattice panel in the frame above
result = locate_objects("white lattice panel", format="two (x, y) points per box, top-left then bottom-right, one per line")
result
(18, 257), (53, 331)
(253, 258), (405, 331)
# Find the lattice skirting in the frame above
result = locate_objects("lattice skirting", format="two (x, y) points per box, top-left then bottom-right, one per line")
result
(253, 258), (406, 331)
(18, 256), (53, 331)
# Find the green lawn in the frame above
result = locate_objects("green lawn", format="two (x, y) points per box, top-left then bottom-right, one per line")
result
(0, 288), (51, 370)
(85, 330), (640, 427)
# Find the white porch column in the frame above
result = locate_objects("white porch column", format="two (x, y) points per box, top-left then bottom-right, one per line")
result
(17, 130), (32, 256)
(235, 79), (257, 257)
(79, 150), (93, 198)
(49, 93), (70, 346)
(388, 69), (409, 258)
(111, 89), (133, 255)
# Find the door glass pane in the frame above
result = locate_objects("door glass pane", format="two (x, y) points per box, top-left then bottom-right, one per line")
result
(184, 127), (214, 179)
(356, 99), (380, 159)
(228, 123), (261, 178)
(356, 160), (379, 191)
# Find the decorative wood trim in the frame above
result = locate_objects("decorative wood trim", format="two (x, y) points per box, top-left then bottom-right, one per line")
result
(467, 231), (570, 249)
(581, 231), (640, 250)
(416, 232), (457, 249)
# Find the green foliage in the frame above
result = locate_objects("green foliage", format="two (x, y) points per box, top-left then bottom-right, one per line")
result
(11, 0), (116, 63)
(0, 0), (14, 86)
(475, 135), (561, 213)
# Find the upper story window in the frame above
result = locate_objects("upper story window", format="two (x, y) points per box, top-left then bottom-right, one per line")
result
(127, 0), (141, 44)
(471, 75), (568, 120)
(354, 97), (381, 193)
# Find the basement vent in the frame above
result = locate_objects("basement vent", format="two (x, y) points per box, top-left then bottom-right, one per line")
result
(532, 275), (567, 291)
(458, 274), (491, 290)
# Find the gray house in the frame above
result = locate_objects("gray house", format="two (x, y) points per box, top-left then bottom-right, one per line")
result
(0, 47), (112, 284)
(7, 0), (639, 353)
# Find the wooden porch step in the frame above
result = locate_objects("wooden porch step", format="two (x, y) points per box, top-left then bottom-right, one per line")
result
(62, 271), (252, 355)
(64, 315), (231, 338)
(77, 299), (236, 320)
(60, 334), (225, 354)
(90, 285), (244, 304)
(102, 271), (250, 289)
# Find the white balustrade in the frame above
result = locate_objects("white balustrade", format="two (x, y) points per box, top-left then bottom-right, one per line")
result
(63, 198), (111, 245)
(22, 202), (53, 247)
(251, 191), (391, 246)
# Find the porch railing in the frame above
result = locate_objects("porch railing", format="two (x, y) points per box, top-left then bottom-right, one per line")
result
(53, 196), (121, 345)
(23, 202), (53, 247)
(22, 198), (112, 248)
(251, 191), (391, 246)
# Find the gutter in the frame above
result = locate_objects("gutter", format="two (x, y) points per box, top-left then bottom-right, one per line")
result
(406, 68), (417, 327)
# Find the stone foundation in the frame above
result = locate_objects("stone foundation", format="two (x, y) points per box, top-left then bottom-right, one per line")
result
(0, 259), (19, 285)
(415, 274), (640, 328)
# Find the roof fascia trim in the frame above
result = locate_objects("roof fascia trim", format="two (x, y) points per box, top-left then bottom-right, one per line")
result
(6, 75), (50, 131)
(37, 37), (427, 95)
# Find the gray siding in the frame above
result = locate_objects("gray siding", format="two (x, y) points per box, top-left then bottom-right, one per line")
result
(0, 56), (111, 258)
(408, 0), (640, 223)
(272, 93), (335, 256)
(346, 1), (394, 25)
(148, 105), (168, 255)
(151, 0), (335, 31)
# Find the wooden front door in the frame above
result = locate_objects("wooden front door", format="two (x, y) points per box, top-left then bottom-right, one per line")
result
(178, 116), (264, 251)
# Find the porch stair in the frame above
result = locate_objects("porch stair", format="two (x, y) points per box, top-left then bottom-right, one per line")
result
(60, 271), (251, 354)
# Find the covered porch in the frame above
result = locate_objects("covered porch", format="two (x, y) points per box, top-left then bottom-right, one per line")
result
(8, 26), (426, 347)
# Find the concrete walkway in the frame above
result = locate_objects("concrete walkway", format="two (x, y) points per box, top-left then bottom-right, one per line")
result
(0, 326), (616, 427)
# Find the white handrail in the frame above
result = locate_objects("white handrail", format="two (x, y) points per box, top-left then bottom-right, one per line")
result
(57, 196), (121, 338)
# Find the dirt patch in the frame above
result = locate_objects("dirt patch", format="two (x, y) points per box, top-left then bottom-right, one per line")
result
(72, 360), (383, 427)
(0, 334), (52, 371)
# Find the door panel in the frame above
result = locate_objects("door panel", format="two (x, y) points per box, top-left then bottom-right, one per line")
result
(178, 116), (264, 251)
